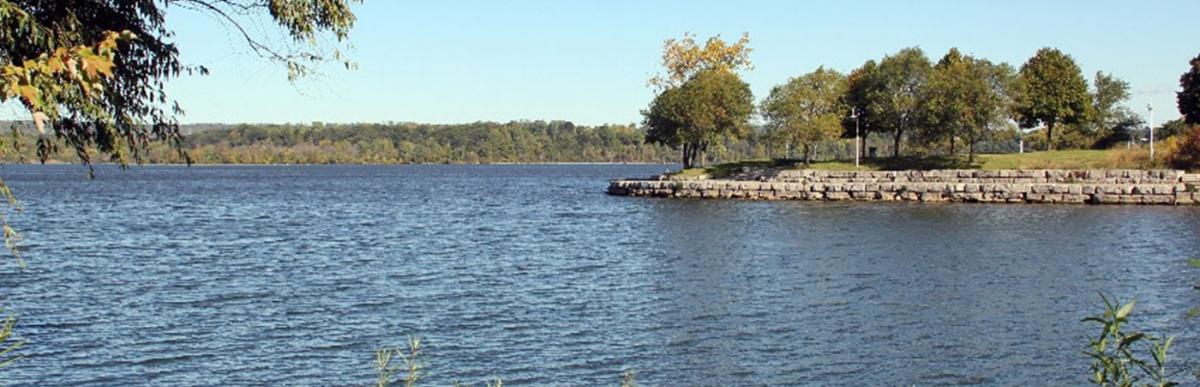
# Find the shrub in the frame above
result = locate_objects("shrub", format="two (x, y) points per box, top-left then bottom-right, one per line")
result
(1166, 125), (1200, 171)
(1104, 148), (1156, 170)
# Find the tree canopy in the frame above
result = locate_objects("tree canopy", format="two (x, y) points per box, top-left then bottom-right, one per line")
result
(1015, 47), (1091, 150)
(1090, 71), (1133, 132)
(1179, 53), (1200, 125)
(643, 33), (755, 169)
(760, 66), (847, 164)
(0, 0), (358, 170)
(1087, 71), (1143, 149)
(924, 48), (1015, 162)
(643, 69), (754, 168)
(649, 32), (752, 90)
(865, 47), (931, 158)
(843, 60), (878, 137)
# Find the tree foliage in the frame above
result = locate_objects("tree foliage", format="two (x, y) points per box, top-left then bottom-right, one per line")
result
(2, 120), (697, 164)
(643, 69), (754, 168)
(1178, 53), (1200, 125)
(760, 66), (847, 164)
(1015, 47), (1091, 151)
(648, 32), (752, 89)
(1085, 71), (1145, 150)
(923, 48), (1015, 162)
(643, 33), (755, 169)
(863, 47), (931, 158)
(1166, 125), (1200, 171)
(843, 60), (878, 136)
(1091, 71), (1133, 133)
(1083, 294), (1176, 387)
(0, 0), (358, 170)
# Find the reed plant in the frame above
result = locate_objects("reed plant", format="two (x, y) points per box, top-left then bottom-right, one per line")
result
(1083, 293), (1176, 387)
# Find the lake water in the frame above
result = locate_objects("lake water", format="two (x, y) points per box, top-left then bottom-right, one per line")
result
(0, 164), (1198, 386)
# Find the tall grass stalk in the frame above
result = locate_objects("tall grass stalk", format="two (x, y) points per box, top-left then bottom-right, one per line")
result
(1083, 293), (1176, 387)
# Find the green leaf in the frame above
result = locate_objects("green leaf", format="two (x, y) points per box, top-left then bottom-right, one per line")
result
(1116, 301), (1135, 320)
(1118, 332), (1145, 348)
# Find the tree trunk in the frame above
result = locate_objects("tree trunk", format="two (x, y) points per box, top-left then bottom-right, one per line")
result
(968, 141), (976, 164)
(803, 144), (811, 165)
(682, 144), (694, 169)
(1046, 122), (1055, 151)
(681, 144), (688, 169)
(893, 130), (903, 158)
(949, 135), (956, 156)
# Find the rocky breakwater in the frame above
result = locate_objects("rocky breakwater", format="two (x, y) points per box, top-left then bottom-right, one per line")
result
(607, 169), (1200, 205)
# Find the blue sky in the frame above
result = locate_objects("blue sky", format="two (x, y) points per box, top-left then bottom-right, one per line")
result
(163, 0), (1198, 126)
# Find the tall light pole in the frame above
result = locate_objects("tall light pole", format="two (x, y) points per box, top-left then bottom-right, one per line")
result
(1147, 101), (1155, 160)
(850, 107), (860, 168)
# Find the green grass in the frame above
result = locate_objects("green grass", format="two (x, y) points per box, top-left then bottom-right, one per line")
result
(975, 149), (1154, 170)
(670, 159), (794, 178)
(671, 149), (1161, 178)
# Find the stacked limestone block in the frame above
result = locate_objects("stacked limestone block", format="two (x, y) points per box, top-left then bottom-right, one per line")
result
(607, 170), (1200, 205)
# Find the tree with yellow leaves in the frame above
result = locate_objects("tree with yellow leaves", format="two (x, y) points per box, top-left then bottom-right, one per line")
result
(648, 32), (752, 89)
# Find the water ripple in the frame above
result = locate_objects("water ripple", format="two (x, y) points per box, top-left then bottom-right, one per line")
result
(0, 164), (1196, 385)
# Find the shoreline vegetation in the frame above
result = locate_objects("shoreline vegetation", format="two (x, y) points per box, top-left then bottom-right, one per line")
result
(670, 148), (1165, 179)
(0, 120), (1186, 171)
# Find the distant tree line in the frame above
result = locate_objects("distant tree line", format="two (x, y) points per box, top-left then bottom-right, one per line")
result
(0, 120), (767, 164)
(2, 119), (1033, 165)
(159, 121), (681, 164)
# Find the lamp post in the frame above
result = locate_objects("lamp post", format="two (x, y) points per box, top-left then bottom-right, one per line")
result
(1147, 101), (1155, 160)
(850, 107), (860, 168)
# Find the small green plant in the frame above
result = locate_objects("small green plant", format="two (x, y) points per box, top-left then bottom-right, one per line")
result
(451, 378), (503, 387)
(0, 311), (24, 368)
(374, 339), (638, 386)
(1083, 293), (1175, 387)
(375, 337), (424, 387)
(620, 369), (636, 387)
(1188, 258), (1200, 319)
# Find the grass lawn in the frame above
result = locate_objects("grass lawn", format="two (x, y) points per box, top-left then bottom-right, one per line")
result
(975, 149), (1153, 170)
(672, 149), (1159, 178)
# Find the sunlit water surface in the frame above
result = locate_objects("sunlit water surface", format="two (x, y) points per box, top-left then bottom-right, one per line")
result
(1, 164), (1198, 385)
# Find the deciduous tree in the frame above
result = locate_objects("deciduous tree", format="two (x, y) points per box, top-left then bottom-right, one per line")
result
(924, 48), (1015, 162)
(760, 67), (847, 165)
(643, 69), (754, 169)
(1179, 53), (1200, 125)
(1090, 71), (1132, 133)
(842, 60), (879, 155)
(866, 47), (931, 158)
(0, 0), (358, 169)
(648, 32), (752, 90)
(1015, 47), (1091, 151)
